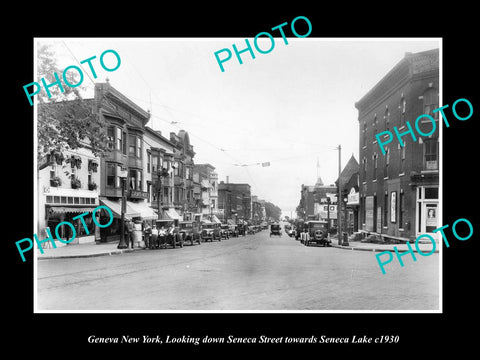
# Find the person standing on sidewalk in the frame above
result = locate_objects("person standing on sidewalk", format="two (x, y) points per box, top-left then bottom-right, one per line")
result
(125, 219), (134, 248)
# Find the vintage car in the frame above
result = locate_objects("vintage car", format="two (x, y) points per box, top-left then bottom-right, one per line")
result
(238, 224), (246, 236)
(270, 223), (282, 237)
(284, 225), (295, 237)
(178, 220), (202, 245)
(260, 222), (268, 230)
(154, 220), (183, 248)
(303, 221), (330, 247)
(201, 222), (221, 242)
(294, 219), (305, 240)
(220, 224), (230, 239)
(229, 224), (239, 237)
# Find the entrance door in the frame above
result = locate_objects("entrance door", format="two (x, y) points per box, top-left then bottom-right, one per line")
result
(422, 202), (439, 234)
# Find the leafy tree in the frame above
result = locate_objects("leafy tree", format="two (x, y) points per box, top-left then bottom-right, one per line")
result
(264, 201), (282, 221)
(37, 44), (108, 169)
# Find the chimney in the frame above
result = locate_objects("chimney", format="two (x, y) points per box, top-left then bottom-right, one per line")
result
(226, 176), (229, 184)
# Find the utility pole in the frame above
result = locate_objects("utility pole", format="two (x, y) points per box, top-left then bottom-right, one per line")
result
(337, 144), (342, 246)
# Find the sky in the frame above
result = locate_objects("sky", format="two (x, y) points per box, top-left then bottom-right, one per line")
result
(35, 37), (440, 217)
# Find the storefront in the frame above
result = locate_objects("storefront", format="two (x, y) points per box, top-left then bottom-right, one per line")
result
(43, 188), (100, 245)
(346, 187), (359, 233)
(416, 185), (439, 240)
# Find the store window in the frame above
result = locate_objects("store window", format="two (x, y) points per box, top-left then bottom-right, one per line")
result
(424, 138), (439, 170)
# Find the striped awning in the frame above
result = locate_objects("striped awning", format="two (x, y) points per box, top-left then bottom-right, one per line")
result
(99, 198), (140, 220)
(164, 208), (182, 221)
(127, 201), (157, 220)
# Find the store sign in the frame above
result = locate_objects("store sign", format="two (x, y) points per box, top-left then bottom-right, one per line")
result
(129, 190), (148, 199)
(347, 188), (359, 205)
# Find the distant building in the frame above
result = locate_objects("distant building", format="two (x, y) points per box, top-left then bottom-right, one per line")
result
(355, 48), (439, 241)
(194, 164), (219, 219)
(335, 155), (360, 234)
(218, 181), (251, 222)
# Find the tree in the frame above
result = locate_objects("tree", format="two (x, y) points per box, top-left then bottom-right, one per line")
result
(37, 44), (109, 169)
(264, 201), (282, 221)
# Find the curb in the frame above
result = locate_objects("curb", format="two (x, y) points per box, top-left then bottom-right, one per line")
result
(37, 248), (140, 260)
(330, 244), (439, 253)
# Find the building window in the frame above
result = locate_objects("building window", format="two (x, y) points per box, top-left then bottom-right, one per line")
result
(399, 190), (404, 228)
(424, 138), (438, 170)
(362, 120), (367, 147)
(400, 94), (406, 125)
(106, 163), (116, 187)
(128, 134), (136, 156)
(136, 137), (142, 158)
(383, 193), (388, 227)
(116, 127), (123, 152)
(129, 169), (142, 191)
(384, 148), (389, 178)
(106, 163), (121, 188)
(400, 143), (406, 174)
(362, 157), (367, 180)
(373, 153), (378, 180)
(384, 106), (390, 132)
(423, 88), (439, 119)
(122, 131), (127, 154)
(152, 154), (159, 174)
(107, 126), (115, 150)
(147, 152), (151, 173)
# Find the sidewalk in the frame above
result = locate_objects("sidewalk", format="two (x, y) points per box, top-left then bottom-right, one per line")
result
(329, 237), (439, 253)
(37, 241), (143, 260)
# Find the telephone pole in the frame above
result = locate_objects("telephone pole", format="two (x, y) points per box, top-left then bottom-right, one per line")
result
(337, 144), (342, 246)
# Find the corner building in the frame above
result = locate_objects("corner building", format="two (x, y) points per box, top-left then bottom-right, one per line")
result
(355, 48), (439, 242)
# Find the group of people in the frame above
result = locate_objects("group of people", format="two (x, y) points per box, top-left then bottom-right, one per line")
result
(123, 219), (178, 249)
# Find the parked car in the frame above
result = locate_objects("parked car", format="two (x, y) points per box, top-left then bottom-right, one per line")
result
(284, 224), (295, 237)
(238, 224), (246, 236)
(220, 224), (230, 239)
(304, 221), (331, 247)
(270, 223), (282, 237)
(201, 222), (221, 242)
(178, 220), (202, 245)
(229, 224), (239, 237)
(155, 220), (183, 248)
(261, 222), (268, 230)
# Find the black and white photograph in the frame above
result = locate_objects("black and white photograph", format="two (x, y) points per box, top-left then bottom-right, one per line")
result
(7, 7), (479, 354)
(32, 37), (441, 312)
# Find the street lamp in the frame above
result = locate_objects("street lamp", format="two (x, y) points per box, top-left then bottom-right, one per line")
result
(117, 167), (129, 249)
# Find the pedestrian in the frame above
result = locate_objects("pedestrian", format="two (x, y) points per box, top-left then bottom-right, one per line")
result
(159, 226), (166, 248)
(151, 224), (158, 249)
(143, 221), (152, 249)
(126, 219), (134, 248)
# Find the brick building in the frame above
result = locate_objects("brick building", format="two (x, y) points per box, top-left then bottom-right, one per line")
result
(218, 181), (251, 222)
(355, 48), (439, 241)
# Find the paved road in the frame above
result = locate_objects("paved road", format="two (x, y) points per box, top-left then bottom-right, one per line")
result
(36, 229), (439, 311)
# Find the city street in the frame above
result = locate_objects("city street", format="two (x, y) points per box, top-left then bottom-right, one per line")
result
(36, 227), (439, 311)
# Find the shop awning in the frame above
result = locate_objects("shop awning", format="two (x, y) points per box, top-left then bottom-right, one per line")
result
(227, 219), (236, 225)
(164, 208), (182, 221)
(210, 215), (221, 223)
(99, 198), (140, 220)
(201, 179), (212, 189)
(127, 201), (157, 220)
